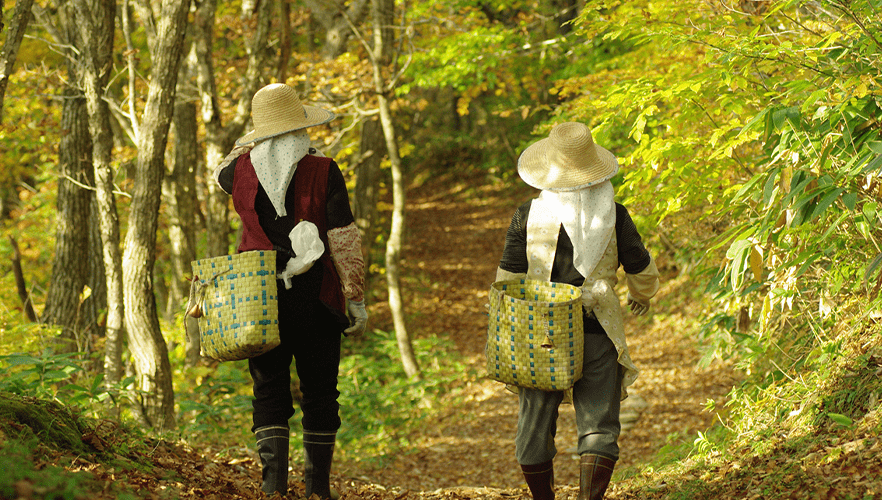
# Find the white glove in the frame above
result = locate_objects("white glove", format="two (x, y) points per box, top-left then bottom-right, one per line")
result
(627, 293), (650, 316)
(344, 299), (368, 337)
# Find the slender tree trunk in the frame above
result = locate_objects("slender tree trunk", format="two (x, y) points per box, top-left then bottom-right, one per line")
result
(368, 0), (419, 377)
(277, 0), (292, 82)
(69, 0), (126, 406)
(0, 0), (34, 124)
(9, 237), (37, 322)
(165, 93), (201, 365)
(85, 205), (108, 340)
(122, 0), (191, 430)
(354, 118), (383, 275)
(191, 0), (229, 258)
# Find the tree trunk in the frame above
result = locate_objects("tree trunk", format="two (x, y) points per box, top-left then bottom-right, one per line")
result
(353, 0), (394, 276)
(0, 0), (34, 124)
(85, 205), (108, 340)
(308, 0), (370, 59)
(165, 93), (201, 365)
(9, 237), (37, 322)
(368, 0), (419, 377)
(42, 86), (93, 344)
(354, 117), (384, 275)
(69, 0), (126, 406)
(277, 0), (292, 82)
(122, 0), (191, 430)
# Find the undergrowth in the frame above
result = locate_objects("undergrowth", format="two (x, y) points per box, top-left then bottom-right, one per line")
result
(0, 319), (472, 472)
(617, 294), (882, 499)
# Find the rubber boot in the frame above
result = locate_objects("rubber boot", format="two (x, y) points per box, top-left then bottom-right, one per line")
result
(303, 430), (336, 500)
(521, 459), (554, 500)
(578, 454), (616, 500)
(255, 425), (289, 495)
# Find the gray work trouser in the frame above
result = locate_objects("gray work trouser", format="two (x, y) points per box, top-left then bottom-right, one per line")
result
(515, 332), (623, 465)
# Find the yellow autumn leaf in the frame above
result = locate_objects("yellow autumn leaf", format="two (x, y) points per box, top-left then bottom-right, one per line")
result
(750, 244), (763, 282)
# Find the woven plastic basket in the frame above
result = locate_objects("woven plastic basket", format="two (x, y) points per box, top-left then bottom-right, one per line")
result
(190, 251), (280, 361)
(486, 279), (584, 391)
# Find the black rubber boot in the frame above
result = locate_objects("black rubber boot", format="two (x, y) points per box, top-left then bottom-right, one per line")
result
(302, 430), (336, 500)
(255, 425), (289, 495)
(578, 454), (616, 500)
(521, 459), (555, 500)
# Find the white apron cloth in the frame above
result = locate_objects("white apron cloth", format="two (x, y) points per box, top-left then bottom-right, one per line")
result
(525, 183), (639, 399)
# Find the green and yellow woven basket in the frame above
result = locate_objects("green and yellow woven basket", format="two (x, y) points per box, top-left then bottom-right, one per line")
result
(190, 251), (280, 361)
(486, 279), (584, 391)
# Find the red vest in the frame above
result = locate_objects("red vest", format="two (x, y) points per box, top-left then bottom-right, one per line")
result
(232, 154), (345, 316)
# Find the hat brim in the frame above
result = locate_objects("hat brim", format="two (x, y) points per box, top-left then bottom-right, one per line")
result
(236, 106), (336, 146)
(517, 138), (619, 192)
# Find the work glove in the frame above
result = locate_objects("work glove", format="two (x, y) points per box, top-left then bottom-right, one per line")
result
(627, 293), (650, 316)
(344, 299), (368, 337)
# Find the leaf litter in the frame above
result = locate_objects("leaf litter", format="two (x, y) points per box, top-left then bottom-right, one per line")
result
(7, 171), (879, 499)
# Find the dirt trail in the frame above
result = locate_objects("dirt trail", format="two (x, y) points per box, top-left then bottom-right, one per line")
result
(348, 172), (738, 496)
(15, 171), (735, 500)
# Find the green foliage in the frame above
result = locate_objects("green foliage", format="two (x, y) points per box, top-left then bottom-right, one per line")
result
(0, 438), (96, 500)
(332, 328), (473, 464)
(174, 358), (254, 447)
(0, 346), (136, 419)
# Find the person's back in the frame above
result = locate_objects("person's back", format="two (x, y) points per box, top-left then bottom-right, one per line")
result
(494, 122), (660, 500)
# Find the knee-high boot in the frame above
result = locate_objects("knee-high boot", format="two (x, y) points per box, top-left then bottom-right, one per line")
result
(302, 430), (336, 500)
(578, 454), (615, 500)
(255, 425), (289, 495)
(521, 459), (554, 500)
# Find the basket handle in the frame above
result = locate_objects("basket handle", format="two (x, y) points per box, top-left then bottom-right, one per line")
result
(186, 269), (232, 318)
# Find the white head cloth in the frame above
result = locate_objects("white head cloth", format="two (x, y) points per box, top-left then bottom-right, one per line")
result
(537, 181), (616, 280)
(251, 129), (311, 218)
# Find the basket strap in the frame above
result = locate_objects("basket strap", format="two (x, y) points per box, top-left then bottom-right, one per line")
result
(525, 200), (559, 282)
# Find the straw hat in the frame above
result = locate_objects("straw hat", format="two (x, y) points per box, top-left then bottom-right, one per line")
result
(236, 83), (335, 146)
(517, 122), (619, 191)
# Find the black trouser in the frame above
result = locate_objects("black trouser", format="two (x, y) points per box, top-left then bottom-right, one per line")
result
(248, 286), (344, 433)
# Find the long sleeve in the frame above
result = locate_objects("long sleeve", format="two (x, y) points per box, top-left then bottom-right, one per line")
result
(615, 204), (659, 303)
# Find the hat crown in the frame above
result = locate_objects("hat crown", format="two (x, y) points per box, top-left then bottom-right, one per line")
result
(516, 121), (618, 192)
(548, 122), (598, 165)
(251, 84), (307, 129)
(236, 83), (335, 146)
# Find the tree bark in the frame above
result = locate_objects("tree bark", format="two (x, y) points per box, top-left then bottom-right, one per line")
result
(0, 0), (34, 124)
(42, 85), (93, 344)
(122, 0), (191, 430)
(9, 237), (37, 322)
(307, 0), (370, 59)
(69, 0), (126, 407)
(277, 0), (292, 82)
(165, 91), (201, 365)
(353, 0), (394, 276)
(354, 118), (384, 274)
(366, 0), (419, 377)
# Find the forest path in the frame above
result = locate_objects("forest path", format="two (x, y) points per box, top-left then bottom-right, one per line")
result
(345, 171), (738, 497)
(5, 171), (738, 500)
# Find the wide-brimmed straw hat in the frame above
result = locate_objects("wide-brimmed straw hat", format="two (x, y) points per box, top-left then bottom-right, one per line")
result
(517, 122), (619, 191)
(236, 83), (335, 146)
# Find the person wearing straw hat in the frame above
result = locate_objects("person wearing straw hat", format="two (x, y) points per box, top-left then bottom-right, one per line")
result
(213, 83), (367, 499)
(495, 122), (660, 500)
